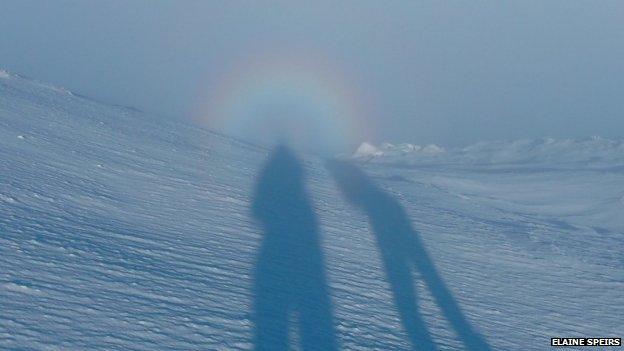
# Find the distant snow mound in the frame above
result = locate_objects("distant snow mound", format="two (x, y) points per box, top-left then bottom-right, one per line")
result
(0, 69), (11, 79)
(353, 137), (624, 167)
(352, 142), (445, 162)
(353, 142), (383, 158)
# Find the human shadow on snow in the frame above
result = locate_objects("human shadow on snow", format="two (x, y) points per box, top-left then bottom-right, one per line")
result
(326, 160), (491, 351)
(251, 145), (338, 351)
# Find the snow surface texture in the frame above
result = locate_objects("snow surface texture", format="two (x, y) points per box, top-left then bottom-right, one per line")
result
(1, 70), (623, 350)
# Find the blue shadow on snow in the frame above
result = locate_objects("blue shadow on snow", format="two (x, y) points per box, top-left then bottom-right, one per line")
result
(251, 145), (338, 351)
(326, 160), (491, 351)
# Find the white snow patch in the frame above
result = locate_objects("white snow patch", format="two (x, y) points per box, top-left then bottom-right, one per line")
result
(0, 194), (17, 203)
(353, 142), (382, 158)
(353, 142), (445, 159)
(2, 282), (42, 295)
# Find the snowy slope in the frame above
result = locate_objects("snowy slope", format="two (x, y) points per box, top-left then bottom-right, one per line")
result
(353, 140), (624, 234)
(1, 70), (623, 350)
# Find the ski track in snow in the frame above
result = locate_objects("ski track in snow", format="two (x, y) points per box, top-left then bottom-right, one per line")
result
(1, 72), (623, 350)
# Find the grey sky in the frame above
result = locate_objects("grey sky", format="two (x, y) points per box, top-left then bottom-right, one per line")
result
(1, 1), (622, 149)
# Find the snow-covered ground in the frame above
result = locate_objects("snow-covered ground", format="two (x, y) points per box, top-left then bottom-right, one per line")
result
(1, 70), (622, 350)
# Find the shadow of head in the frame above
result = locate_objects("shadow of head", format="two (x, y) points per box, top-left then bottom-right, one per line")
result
(260, 144), (303, 185)
(252, 144), (306, 220)
(325, 159), (380, 205)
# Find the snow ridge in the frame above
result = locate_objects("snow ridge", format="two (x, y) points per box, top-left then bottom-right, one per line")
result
(0, 67), (73, 96)
(354, 137), (624, 166)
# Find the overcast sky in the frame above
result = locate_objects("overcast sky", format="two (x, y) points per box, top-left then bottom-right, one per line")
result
(1, 1), (622, 149)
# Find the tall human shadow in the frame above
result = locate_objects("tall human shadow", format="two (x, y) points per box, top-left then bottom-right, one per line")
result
(327, 160), (491, 351)
(251, 145), (338, 351)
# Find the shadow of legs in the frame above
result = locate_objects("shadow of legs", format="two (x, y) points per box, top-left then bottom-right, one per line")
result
(327, 160), (491, 351)
(386, 256), (438, 351)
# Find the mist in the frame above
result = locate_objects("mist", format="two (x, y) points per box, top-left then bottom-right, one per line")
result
(1, 1), (622, 152)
